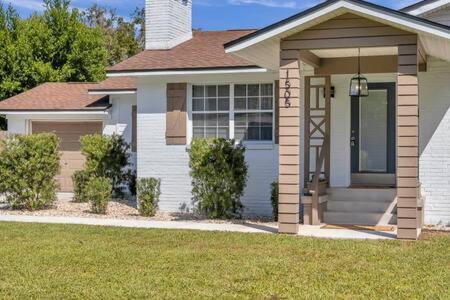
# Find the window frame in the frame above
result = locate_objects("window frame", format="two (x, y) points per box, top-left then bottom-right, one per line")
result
(191, 84), (231, 139)
(187, 82), (275, 145)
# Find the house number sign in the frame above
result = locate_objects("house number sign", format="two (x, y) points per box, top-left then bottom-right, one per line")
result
(284, 69), (291, 108)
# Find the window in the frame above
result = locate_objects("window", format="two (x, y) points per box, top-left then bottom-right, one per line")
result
(191, 83), (274, 142)
(234, 84), (274, 141)
(192, 85), (230, 138)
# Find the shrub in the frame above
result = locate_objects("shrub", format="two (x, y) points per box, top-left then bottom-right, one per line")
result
(72, 170), (91, 203)
(189, 138), (248, 219)
(0, 133), (60, 210)
(271, 181), (279, 221)
(86, 177), (112, 214)
(80, 134), (131, 197)
(137, 177), (161, 217)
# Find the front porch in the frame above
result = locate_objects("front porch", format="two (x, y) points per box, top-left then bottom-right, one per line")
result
(225, 0), (450, 239)
(276, 13), (423, 239)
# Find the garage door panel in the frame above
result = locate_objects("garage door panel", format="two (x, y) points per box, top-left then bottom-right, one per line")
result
(32, 122), (103, 192)
(60, 142), (83, 151)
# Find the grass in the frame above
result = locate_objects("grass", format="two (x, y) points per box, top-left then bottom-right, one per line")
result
(0, 222), (449, 299)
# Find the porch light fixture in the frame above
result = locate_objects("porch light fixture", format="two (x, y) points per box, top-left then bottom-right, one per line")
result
(349, 48), (369, 97)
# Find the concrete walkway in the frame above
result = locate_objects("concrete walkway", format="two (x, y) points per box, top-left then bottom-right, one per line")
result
(0, 215), (396, 240)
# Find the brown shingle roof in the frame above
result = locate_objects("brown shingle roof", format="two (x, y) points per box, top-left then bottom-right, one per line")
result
(107, 30), (258, 73)
(88, 77), (136, 92)
(0, 82), (110, 111)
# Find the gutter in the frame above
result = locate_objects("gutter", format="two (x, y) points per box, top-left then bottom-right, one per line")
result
(106, 67), (268, 77)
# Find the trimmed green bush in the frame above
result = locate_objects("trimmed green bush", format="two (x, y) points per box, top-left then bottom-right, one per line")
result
(80, 133), (131, 197)
(137, 177), (161, 217)
(0, 133), (60, 210)
(271, 181), (279, 221)
(72, 170), (91, 203)
(189, 138), (248, 219)
(86, 177), (112, 214)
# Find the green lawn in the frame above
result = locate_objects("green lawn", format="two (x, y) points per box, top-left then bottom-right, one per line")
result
(0, 222), (448, 299)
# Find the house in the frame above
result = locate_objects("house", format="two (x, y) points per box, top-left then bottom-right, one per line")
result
(0, 0), (449, 239)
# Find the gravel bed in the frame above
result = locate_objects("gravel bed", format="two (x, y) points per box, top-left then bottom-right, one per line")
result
(0, 194), (276, 225)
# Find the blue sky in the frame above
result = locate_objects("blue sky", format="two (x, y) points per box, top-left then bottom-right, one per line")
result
(10, 0), (420, 30)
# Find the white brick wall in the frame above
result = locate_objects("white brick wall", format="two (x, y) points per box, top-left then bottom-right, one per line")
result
(419, 59), (450, 225)
(145, 0), (193, 50)
(136, 74), (279, 215)
(137, 81), (192, 211)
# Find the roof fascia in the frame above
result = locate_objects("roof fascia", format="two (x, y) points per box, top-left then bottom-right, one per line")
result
(106, 67), (268, 77)
(225, 0), (450, 53)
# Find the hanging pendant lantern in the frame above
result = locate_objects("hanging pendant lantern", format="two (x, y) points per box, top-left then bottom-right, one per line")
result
(349, 48), (369, 97)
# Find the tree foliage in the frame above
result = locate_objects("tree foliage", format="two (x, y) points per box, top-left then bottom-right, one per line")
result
(0, 0), (144, 129)
(189, 138), (248, 219)
(81, 4), (142, 66)
(0, 0), (107, 101)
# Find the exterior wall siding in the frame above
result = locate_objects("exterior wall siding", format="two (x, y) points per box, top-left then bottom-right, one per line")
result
(419, 59), (450, 226)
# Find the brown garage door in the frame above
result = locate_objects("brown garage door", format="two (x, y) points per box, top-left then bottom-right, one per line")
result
(32, 122), (103, 192)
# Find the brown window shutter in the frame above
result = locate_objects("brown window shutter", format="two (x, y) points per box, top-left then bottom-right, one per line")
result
(275, 80), (280, 144)
(131, 105), (137, 152)
(166, 83), (187, 145)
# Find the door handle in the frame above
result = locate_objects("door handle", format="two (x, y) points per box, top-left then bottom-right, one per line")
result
(350, 136), (356, 147)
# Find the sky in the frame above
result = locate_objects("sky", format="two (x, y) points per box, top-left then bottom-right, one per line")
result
(10, 0), (421, 30)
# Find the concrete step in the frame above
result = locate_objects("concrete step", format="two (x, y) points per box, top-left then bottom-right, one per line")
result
(327, 188), (396, 202)
(327, 200), (393, 213)
(323, 211), (397, 226)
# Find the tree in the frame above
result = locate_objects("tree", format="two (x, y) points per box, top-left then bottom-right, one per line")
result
(0, 0), (106, 101)
(0, 0), (145, 129)
(82, 4), (141, 66)
(132, 7), (145, 50)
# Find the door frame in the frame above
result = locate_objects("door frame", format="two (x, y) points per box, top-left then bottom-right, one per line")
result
(351, 82), (396, 175)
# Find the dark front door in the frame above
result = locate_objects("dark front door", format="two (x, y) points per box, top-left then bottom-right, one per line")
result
(351, 83), (396, 177)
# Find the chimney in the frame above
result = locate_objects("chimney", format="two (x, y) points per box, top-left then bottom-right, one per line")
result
(145, 0), (193, 50)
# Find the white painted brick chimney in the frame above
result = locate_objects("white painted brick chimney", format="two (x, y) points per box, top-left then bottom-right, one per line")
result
(145, 0), (193, 50)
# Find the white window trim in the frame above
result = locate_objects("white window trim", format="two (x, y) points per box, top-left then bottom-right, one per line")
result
(186, 82), (275, 149)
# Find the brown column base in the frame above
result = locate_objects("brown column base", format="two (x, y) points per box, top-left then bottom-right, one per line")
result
(278, 211), (299, 234)
(278, 222), (299, 234)
(397, 228), (420, 240)
(397, 207), (423, 240)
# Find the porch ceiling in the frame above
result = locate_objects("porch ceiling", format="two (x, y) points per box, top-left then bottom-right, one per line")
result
(225, 0), (450, 71)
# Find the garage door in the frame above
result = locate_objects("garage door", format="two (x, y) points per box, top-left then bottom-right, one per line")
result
(32, 122), (103, 192)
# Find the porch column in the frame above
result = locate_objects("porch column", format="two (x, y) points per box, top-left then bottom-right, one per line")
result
(397, 42), (421, 240)
(278, 50), (301, 234)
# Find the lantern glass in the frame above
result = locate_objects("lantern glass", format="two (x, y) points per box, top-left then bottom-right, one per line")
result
(349, 75), (369, 97)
